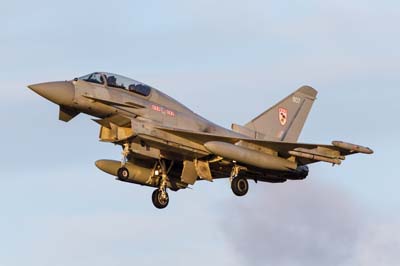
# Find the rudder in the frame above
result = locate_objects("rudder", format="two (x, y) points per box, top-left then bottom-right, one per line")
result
(244, 86), (318, 142)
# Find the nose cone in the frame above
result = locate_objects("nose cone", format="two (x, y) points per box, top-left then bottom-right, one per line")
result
(28, 81), (75, 106)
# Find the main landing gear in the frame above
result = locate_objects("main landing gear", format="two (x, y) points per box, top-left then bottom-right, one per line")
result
(231, 176), (249, 197)
(230, 165), (249, 197)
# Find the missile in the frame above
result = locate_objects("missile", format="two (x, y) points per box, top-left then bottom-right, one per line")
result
(288, 150), (342, 165)
(204, 141), (297, 171)
(294, 147), (346, 160)
(332, 141), (374, 154)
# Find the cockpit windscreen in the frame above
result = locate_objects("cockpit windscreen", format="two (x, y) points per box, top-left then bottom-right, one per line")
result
(78, 72), (152, 97)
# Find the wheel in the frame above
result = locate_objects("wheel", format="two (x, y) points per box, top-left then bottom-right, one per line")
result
(152, 189), (169, 209)
(231, 176), (249, 197)
(117, 167), (129, 180)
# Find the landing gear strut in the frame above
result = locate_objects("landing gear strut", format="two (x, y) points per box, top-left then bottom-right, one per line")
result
(117, 143), (130, 180)
(151, 160), (171, 209)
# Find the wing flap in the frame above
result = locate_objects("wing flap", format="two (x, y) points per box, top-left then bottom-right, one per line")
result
(289, 150), (343, 165)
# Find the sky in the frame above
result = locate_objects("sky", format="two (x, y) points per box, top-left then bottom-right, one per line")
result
(1, 0), (399, 265)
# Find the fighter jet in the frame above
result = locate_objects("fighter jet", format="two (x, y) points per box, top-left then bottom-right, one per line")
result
(28, 72), (373, 209)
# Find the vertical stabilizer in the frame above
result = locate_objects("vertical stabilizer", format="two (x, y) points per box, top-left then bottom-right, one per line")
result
(244, 86), (318, 142)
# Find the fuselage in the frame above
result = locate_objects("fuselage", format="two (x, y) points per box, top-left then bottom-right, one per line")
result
(28, 72), (309, 187)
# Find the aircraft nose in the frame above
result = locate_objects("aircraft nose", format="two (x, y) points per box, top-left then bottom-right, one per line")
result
(28, 81), (75, 106)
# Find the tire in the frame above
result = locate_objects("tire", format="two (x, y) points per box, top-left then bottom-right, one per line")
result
(231, 176), (249, 197)
(117, 167), (129, 180)
(152, 189), (169, 209)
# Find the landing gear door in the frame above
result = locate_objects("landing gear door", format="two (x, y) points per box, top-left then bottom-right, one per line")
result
(181, 160), (198, 185)
(195, 160), (213, 182)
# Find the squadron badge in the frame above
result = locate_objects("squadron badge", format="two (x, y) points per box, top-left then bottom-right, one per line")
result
(279, 107), (288, 126)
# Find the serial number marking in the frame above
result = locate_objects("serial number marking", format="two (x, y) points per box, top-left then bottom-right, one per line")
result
(292, 96), (301, 104)
(151, 104), (176, 117)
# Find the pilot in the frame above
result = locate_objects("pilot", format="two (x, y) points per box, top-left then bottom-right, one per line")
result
(107, 76), (117, 87)
(100, 75), (105, 84)
(128, 84), (137, 92)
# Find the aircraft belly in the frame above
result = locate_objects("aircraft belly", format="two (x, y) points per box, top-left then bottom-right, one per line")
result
(134, 131), (209, 160)
(135, 136), (208, 161)
(208, 161), (307, 183)
(129, 142), (161, 160)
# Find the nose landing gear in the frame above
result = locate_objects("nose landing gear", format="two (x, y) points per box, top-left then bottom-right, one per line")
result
(115, 143), (172, 209)
(117, 143), (130, 180)
(152, 188), (169, 209)
(151, 160), (171, 209)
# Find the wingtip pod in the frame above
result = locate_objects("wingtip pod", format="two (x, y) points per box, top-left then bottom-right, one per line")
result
(332, 141), (374, 154)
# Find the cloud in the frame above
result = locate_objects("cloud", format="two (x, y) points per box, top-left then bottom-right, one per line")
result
(349, 221), (400, 266)
(220, 179), (400, 266)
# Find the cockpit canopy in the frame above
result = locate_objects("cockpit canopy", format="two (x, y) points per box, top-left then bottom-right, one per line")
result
(78, 72), (152, 97)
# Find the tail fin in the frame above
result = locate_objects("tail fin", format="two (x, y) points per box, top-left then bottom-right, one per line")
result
(244, 86), (318, 142)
